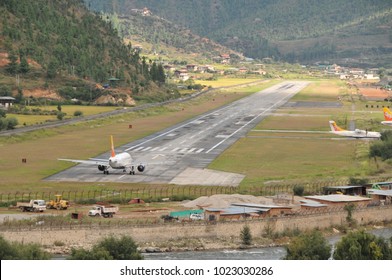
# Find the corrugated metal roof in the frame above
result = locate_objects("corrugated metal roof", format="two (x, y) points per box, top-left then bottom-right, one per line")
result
(221, 207), (265, 215)
(323, 186), (363, 190)
(300, 200), (328, 207)
(231, 203), (292, 209)
(305, 194), (371, 203)
(205, 206), (268, 215)
(367, 189), (392, 196)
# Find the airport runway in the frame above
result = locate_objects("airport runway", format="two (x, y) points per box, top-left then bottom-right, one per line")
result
(46, 81), (309, 186)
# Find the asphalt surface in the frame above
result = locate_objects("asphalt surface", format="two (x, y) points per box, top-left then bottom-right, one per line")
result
(45, 81), (310, 186)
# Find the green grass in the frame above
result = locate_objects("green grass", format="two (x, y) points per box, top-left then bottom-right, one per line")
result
(197, 77), (262, 87)
(8, 105), (121, 127)
(0, 89), (248, 193)
(208, 78), (392, 187)
(1, 78), (391, 195)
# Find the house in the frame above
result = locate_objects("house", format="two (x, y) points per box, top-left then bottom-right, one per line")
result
(219, 54), (230, 64)
(0, 96), (15, 109)
(323, 185), (367, 196)
(179, 73), (189, 81)
(367, 189), (392, 205)
(204, 207), (266, 221)
(186, 64), (198, 72)
(304, 194), (371, 208)
(238, 67), (247, 73)
(174, 69), (189, 81)
(163, 64), (175, 72)
(231, 203), (293, 217)
(204, 203), (293, 221)
(300, 199), (328, 210)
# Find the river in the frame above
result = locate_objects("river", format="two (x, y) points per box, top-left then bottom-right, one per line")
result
(143, 227), (392, 260)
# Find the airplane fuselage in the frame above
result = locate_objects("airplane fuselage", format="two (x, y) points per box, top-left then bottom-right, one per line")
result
(381, 121), (392, 126)
(330, 130), (381, 138)
(109, 152), (133, 169)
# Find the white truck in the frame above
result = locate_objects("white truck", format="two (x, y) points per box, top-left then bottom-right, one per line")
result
(88, 205), (118, 218)
(16, 200), (46, 212)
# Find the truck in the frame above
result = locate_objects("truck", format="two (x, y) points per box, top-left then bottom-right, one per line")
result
(16, 200), (46, 212)
(88, 205), (118, 218)
(46, 194), (69, 210)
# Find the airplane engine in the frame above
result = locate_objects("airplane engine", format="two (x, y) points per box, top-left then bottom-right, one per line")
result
(355, 129), (361, 134)
(137, 164), (145, 172)
(98, 165), (106, 171)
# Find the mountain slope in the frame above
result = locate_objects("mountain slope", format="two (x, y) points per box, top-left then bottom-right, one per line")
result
(106, 12), (243, 63)
(85, 0), (392, 66)
(0, 0), (174, 104)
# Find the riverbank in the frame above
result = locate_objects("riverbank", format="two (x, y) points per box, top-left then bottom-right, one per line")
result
(2, 205), (392, 258)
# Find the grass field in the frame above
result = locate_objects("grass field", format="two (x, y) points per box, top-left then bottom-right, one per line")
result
(197, 77), (262, 88)
(208, 78), (392, 188)
(0, 81), (274, 193)
(8, 105), (120, 126)
(1, 78), (391, 195)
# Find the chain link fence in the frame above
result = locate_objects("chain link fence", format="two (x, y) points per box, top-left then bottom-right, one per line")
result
(2, 175), (391, 206)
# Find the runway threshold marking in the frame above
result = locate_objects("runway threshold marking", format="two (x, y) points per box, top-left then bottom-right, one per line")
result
(205, 91), (298, 154)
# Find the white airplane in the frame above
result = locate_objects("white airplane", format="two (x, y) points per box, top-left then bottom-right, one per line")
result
(329, 120), (381, 139)
(381, 107), (392, 126)
(58, 136), (145, 175)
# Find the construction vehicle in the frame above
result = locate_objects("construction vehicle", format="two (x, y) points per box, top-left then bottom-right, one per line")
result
(46, 195), (69, 210)
(16, 200), (46, 212)
(88, 205), (118, 218)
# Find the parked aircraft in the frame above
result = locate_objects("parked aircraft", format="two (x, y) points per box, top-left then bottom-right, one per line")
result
(329, 120), (381, 139)
(58, 136), (145, 175)
(381, 107), (392, 126)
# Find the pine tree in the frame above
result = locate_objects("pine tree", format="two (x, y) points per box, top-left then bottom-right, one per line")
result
(240, 225), (252, 246)
(19, 55), (29, 74)
(6, 51), (18, 75)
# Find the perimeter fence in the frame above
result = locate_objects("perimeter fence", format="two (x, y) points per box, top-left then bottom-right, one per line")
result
(1, 176), (391, 206)
(1, 204), (391, 232)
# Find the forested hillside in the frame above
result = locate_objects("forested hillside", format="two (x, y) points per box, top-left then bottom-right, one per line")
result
(106, 12), (242, 64)
(0, 0), (168, 103)
(85, 0), (392, 67)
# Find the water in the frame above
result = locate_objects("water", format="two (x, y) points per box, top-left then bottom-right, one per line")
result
(143, 227), (392, 260)
(143, 247), (287, 260)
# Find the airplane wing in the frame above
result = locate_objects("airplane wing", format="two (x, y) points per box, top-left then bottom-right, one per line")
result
(58, 158), (109, 165)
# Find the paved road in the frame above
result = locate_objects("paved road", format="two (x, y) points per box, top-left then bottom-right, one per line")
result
(46, 81), (309, 186)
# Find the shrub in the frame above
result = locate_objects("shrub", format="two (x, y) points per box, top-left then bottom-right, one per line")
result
(293, 185), (304, 196)
(240, 225), (252, 245)
(68, 235), (143, 260)
(284, 230), (331, 260)
(73, 110), (83, 117)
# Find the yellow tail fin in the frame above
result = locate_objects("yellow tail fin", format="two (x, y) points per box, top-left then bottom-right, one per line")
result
(110, 135), (116, 157)
(383, 107), (392, 121)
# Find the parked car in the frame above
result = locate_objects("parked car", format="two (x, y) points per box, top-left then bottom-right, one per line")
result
(190, 213), (204, 220)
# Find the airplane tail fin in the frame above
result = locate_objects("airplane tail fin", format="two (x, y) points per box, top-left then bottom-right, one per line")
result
(329, 120), (346, 132)
(110, 135), (116, 157)
(383, 107), (392, 121)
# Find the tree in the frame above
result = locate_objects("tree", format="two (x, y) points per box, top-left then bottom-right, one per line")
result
(293, 185), (304, 196)
(284, 230), (331, 260)
(19, 55), (30, 74)
(6, 117), (18, 129)
(68, 235), (143, 260)
(240, 225), (252, 245)
(56, 111), (66, 120)
(6, 51), (18, 75)
(0, 235), (50, 260)
(46, 59), (58, 79)
(334, 230), (392, 260)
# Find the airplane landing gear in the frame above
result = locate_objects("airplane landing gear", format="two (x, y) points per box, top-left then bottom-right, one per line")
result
(129, 166), (135, 175)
